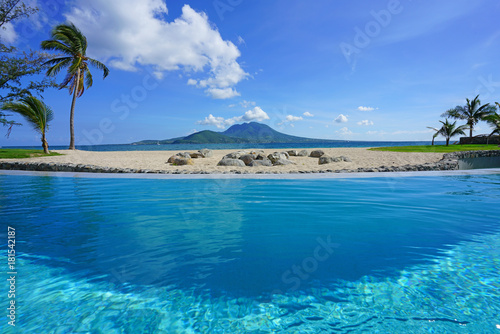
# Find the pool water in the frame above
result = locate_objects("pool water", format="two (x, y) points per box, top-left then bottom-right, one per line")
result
(1, 173), (499, 333)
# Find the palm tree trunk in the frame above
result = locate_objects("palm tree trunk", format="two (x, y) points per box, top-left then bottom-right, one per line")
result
(469, 123), (473, 138)
(42, 133), (49, 154)
(446, 138), (450, 146)
(68, 69), (80, 150)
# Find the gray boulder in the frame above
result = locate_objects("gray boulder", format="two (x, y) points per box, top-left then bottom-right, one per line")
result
(310, 150), (325, 158)
(297, 150), (309, 157)
(287, 150), (298, 157)
(255, 153), (268, 160)
(267, 152), (289, 163)
(340, 156), (352, 162)
(199, 149), (213, 158)
(273, 159), (295, 166)
(318, 156), (342, 165)
(217, 158), (246, 167)
(189, 152), (203, 158)
(249, 159), (272, 167)
(239, 154), (255, 166)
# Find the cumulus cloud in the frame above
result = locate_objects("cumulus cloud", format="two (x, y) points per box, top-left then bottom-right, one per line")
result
(336, 127), (353, 135)
(198, 107), (269, 129)
(65, 1), (248, 99)
(334, 114), (348, 123)
(278, 114), (304, 126)
(303, 111), (314, 117)
(358, 106), (376, 111)
(357, 120), (374, 126)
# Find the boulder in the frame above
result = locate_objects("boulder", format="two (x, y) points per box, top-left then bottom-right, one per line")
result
(249, 159), (273, 167)
(273, 159), (295, 166)
(340, 156), (352, 162)
(310, 150), (325, 157)
(167, 155), (177, 163)
(255, 153), (268, 160)
(189, 152), (203, 158)
(287, 150), (299, 156)
(239, 154), (255, 166)
(297, 150), (309, 157)
(267, 152), (289, 163)
(172, 157), (194, 166)
(318, 156), (342, 165)
(199, 149), (213, 158)
(223, 151), (248, 159)
(217, 158), (246, 167)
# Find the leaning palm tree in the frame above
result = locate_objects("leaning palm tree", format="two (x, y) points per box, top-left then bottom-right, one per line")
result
(41, 22), (109, 150)
(437, 119), (468, 146)
(484, 112), (500, 137)
(441, 95), (496, 138)
(427, 126), (439, 145)
(1, 96), (53, 153)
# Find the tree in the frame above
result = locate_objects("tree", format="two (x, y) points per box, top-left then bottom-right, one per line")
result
(1, 96), (53, 153)
(0, 1), (57, 134)
(41, 22), (109, 150)
(484, 112), (500, 137)
(437, 119), (468, 146)
(427, 126), (439, 145)
(441, 95), (496, 138)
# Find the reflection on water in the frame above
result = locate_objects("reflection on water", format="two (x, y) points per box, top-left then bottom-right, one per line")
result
(1, 173), (500, 332)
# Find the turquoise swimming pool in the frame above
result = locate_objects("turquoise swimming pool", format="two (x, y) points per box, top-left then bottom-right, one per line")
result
(1, 172), (499, 333)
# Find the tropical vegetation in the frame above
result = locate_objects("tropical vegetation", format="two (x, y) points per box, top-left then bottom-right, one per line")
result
(0, 0), (57, 134)
(0, 148), (61, 159)
(41, 22), (109, 150)
(441, 95), (496, 138)
(1, 96), (54, 153)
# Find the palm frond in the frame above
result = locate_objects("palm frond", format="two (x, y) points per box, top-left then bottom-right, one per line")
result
(87, 58), (110, 78)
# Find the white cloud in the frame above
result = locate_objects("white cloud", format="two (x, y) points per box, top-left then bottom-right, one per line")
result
(286, 115), (303, 122)
(303, 111), (314, 117)
(240, 100), (256, 108)
(357, 106), (376, 111)
(357, 120), (374, 126)
(197, 107), (269, 129)
(65, 1), (248, 99)
(0, 22), (18, 43)
(334, 114), (348, 123)
(336, 127), (353, 136)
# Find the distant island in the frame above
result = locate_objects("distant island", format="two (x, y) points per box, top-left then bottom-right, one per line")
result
(132, 122), (344, 145)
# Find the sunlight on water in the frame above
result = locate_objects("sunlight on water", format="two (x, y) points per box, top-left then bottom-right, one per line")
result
(1, 173), (499, 333)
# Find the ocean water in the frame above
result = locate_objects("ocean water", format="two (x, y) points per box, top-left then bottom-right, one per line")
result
(1, 172), (499, 333)
(2, 140), (442, 152)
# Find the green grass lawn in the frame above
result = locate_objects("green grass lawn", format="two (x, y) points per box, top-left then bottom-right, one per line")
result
(0, 149), (63, 159)
(370, 144), (500, 153)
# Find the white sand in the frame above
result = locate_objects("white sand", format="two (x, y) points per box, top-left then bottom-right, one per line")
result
(0, 148), (444, 173)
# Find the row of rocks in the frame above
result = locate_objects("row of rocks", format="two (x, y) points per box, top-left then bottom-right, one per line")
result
(167, 149), (213, 166)
(218, 150), (296, 167)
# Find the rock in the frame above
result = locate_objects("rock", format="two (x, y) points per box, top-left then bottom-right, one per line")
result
(256, 153), (268, 160)
(310, 150), (325, 157)
(172, 157), (194, 166)
(189, 152), (203, 158)
(199, 149), (213, 158)
(217, 158), (246, 167)
(287, 150), (299, 156)
(248, 159), (273, 167)
(267, 152), (289, 163)
(179, 152), (192, 159)
(273, 159), (295, 166)
(223, 151), (248, 159)
(239, 154), (255, 166)
(318, 156), (342, 165)
(167, 155), (177, 163)
(297, 150), (309, 157)
(340, 156), (352, 162)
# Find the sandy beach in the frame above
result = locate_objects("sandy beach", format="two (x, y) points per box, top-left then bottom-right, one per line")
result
(0, 148), (445, 174)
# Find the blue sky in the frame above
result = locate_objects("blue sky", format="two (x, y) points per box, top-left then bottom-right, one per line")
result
(1, 0), (500, 146)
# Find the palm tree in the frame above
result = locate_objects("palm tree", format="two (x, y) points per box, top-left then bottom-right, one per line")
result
(437, 119), (468, 146)
(484, 112), (500, 137)
(41, 22), (109, 150)
(1, 96), (53, 153)
(427, 126), (439, 145)
(441, 95), (496, 138)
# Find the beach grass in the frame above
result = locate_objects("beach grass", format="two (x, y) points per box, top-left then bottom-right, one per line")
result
(370, 144), (500, 153)
(0, 149), (63, 159)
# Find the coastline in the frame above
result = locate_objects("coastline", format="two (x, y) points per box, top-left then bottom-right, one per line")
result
(0, 147), (449, 174)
